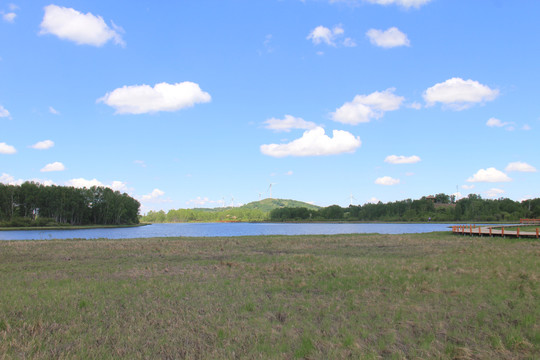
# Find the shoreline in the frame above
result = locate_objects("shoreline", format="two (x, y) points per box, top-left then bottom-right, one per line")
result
(0, 223), (149, 231)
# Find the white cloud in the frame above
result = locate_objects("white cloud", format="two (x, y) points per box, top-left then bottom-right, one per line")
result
(98, 81), (211, 114)
(0, 173), (16, 184)
(343, 37), (357, 47)
(65, 178), (127, 191)
(2, 12), (16, 22)
(66, 178), (103, 188)
(453, 192), (463, 200)
(365, 197), (380, 204)
(332, 88), (404, 124)
(408, 102), (422, 110)
(110, 181), (129, 192)
(0, 173), (54, 186)
(363, 0), (432, 8)
(263, 115), (317, 132)
(505, 161), (537, 173)
(141, 188), (166, 202)
(0, 105), (10, 118)
(261, 126), (361, 157)
(186, 196), (224, 207)
(261, 34), (274, 54)
(466, 168), (511, 183)
(485, 188), (505, 198)
(31, 140), (54, 150)
(134, 160), (147, 168)
(384, 155), (421, 164)
(462, 184), (475, 190)
(366, 27), (410, 48)
(423, 78), (499, 110)
(375, 176), (400, 186)
(522, 124), (531, 131)
(0, 142), (16, 154)
(285, 170), (294, 176)
(49, 106), (60, 115)
(307, 25), (352, 47)
(41, 162), (65, 172)
(39, 5), (124, 47)
(307, 25), (336, 46)
(486, 117), (509, 128)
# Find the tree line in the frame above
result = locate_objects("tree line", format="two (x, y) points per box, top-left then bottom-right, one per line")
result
(141, 193), (540, 224)
(142, 207), (267, 223)
(269, 194), (540, 222)
(0, 182), (140, 227)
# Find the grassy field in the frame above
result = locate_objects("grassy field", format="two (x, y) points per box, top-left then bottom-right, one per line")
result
(0, 233), (538, 359)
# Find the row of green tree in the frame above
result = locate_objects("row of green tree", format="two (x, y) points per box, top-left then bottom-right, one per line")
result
(270, 194), (540, 222)
(142, 207), (267, 223)
(141, 194), (540, 224)
(0, 182), (140, 227)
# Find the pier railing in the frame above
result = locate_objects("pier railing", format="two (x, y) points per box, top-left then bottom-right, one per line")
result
(520, 218), (540, 225)
(452, 225), (539, 239)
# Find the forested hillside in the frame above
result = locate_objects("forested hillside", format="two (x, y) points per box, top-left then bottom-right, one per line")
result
(142, 194), (540, 223)
(0, 182), (140, 227)
(270, 194), (540, 222)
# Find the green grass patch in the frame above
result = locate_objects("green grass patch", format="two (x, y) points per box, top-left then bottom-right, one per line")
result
(0, 233), (538, 358)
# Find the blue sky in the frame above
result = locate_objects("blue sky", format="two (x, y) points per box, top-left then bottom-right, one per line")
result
(1, 0), (539, 212)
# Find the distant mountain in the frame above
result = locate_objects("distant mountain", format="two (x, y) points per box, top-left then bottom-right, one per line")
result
(241, 198), (320, 213)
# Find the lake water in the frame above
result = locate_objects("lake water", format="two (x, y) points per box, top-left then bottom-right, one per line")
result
(0, 222), (454, 240)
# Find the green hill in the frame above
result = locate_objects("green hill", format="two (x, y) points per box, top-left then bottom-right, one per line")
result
(240, 198), (320, 213)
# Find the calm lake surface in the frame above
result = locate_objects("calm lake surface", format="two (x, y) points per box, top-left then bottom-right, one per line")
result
(0, 223), (454, 241)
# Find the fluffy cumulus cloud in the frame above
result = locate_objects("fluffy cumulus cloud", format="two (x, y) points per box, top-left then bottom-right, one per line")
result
(98, 82), (211, 114)
(423, 78), (499, 110)
(39, 5), (124, 47)
(31, 140), (54, 150)
(466, 168), (511, 183)
(0, 142), (16, 154)
(41, 162), (65, 172)
(66, 178), (103, 188)
(486, 117), (509, 128)
(263, 115), (317, 132)
(141, 188), (166, 202)
(0, 105), (10, 118)
(365, 197), (380, 204)
(307, 25), (342, 46)
(0, 173), (17, 184)
(260, 127), (361, 157)
(65, 178), (128, 191)
(307, 25), (354, 47)
(49, 106), (60, 115)
(366, 27), (410, 48)
(384, 155), (421, 164)
(186, 197), (225, 207)
(332, 88), (404, 124)
(485, 188), (505, 198)
(0, 173), (54, 186)
(110, 181), (129, 192)
(505, 161), (537, 173)
(375, 176), (400, 186)
(2, 12), (16, 22)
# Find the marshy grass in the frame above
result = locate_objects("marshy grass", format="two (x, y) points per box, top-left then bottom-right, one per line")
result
(0, 233), (538, 358)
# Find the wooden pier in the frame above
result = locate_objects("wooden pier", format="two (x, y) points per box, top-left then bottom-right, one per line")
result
(452, 225), (540, 239)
